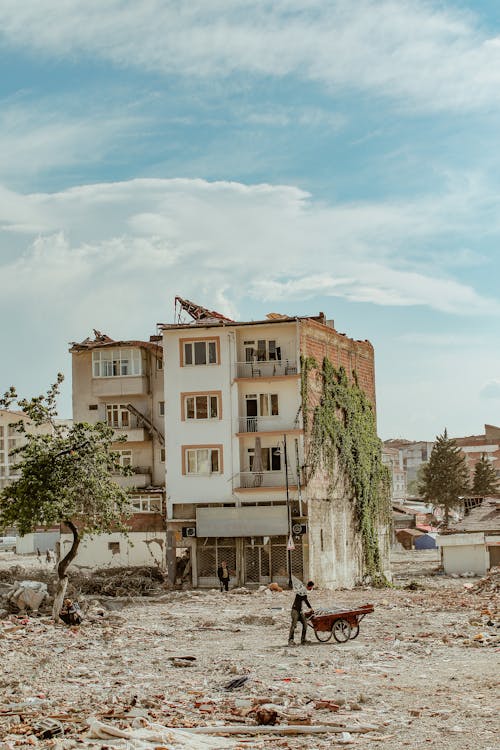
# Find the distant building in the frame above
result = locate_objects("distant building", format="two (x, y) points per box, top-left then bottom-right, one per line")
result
(0, 409), (63, 552)
(382, 445), (407, 500)
(383, 439), (434, 496)
(454, 424), (500, 484)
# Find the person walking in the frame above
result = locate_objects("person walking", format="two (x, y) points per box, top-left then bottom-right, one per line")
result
(217, 560), (230, 592)
(288, 580), (314, 646)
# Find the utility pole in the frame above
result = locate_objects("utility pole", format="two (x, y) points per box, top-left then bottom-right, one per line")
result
(283, 434), (293, 589)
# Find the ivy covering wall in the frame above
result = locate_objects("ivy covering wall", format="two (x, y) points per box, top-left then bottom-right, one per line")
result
(301, 355), (391, 584)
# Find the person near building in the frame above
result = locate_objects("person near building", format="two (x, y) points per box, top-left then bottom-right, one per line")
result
(288, 580), (314, 645)
(217, 560), (230, 592)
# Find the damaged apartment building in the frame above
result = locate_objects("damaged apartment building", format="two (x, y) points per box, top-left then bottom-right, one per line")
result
(68, 299), (390, 588)
(66, 332), (166, 567)
(160, 298), (389, 589)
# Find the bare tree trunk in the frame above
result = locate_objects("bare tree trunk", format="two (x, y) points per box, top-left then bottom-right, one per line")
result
(52, 520), (80, 622)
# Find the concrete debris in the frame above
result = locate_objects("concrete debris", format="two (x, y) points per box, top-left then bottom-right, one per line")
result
(0, 553), (498, 749)
(7, 580), (48, 612)
(470, 566), (499, 594)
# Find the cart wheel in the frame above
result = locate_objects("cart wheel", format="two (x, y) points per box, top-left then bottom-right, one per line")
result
(314, 627), (333, 643)
(333, 618), (351, 643)
(349, 624), (360, 640)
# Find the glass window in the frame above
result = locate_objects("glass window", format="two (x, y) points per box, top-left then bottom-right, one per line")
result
(158, 401), (165, 416)
(210, 396), (218, 418)
(129, 495), (162, 513)
(270, 394), (279, 416)
(185, 394), (219, 420)
(106, 404), (130, 428)
(92, 348), (142, 377)
(118, 450), (132, 467)
(195, 396), (208, 419)
(208, 341), (217, 364)
(183, 340), (218, 366)
(186, 447), (221, 475)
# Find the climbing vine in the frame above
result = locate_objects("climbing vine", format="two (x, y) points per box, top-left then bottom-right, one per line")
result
(301, 356), (391, 585)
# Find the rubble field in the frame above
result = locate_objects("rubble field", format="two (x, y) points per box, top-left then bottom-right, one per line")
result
(0, 558), (498, 750)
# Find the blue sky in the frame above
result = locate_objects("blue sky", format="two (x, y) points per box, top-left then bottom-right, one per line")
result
(1, 0), (499, 440)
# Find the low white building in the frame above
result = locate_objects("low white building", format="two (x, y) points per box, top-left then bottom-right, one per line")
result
(437, 498), (500, 575)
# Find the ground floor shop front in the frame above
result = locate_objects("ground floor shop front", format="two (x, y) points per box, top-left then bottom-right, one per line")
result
(192, 534), (305, 588)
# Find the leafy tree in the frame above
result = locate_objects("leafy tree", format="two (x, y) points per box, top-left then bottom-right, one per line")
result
(472, 453), (499, 496)
(419, 429), (470, 526)
(0, 375), (131, 620)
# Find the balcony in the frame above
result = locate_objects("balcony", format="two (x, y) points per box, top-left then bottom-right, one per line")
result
(236, 416), (300, 435)
(111, 427), (148, 443)
(235, 359), (298, 379)
(91, 375), (149, 397)
(115, 467), (152, 489)
(237, 470), (298, 490)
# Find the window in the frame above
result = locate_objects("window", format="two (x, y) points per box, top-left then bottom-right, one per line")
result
(88, 404), (98, 411)
(129, 495), (162, 513)
(158, 401), (165, 416)
(160, 448), (166, 462)
(182, 339), (218, 366)
(106, 404), (130, 428)
(244, 340), (281, 362)
(117, 450), (132, 468)
(185, 394), (219, 420)
(108, 542), (120, 554)
(92, 348), (142, 377)
(247, 447), (281, 471)
(245, 393), (279, 417)
(184, 447), (222, 475)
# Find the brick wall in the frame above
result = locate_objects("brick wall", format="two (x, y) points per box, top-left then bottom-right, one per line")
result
(299, 318), (376, 409)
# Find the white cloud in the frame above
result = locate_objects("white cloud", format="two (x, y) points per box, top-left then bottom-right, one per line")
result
(0, 100), (144, 184)
(0, 176), (497, 321)
(1, 1), (500, 112)
(480, 380), (500, 399)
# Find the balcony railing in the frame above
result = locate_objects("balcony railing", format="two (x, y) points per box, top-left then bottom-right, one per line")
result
(235, 359), (298, 378)
(236, 416), (298, 434)
(238, 470), (296, 489)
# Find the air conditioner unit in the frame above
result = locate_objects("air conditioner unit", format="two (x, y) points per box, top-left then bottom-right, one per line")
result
(292, 523), (307, 536)
(182, 527), (196, 538)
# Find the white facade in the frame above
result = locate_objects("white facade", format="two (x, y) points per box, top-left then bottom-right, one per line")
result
(162, 320), (304, 587)
(60, 531), (165, 569)
(163, 322), (302, 513)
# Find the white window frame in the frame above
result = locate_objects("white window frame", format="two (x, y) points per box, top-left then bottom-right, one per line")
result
(106, 404), (130, 428)
(183, 340), (218, 366)
(129, 495), (162, 513)
(185, 394), (219, 420)
(186, 447), (221, 475)
(92, 348), (142, 378)
(117, 449), (133, 468)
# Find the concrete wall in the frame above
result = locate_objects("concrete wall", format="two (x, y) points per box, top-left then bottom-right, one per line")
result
(16, 531), (59, 554)
(305, 462), (365, 588)
(441, 544), (489, 576)
(60, 531), (165, 569)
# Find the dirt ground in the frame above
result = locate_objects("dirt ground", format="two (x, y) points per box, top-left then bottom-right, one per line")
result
(0, 552), (498, 750)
